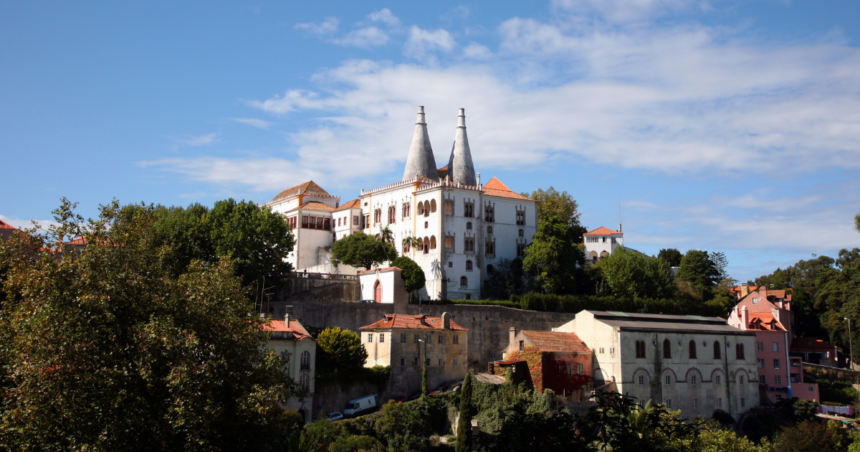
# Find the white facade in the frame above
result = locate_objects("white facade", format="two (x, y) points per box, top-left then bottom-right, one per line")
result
(555, 310), (760, 420)
(358, 267), (408, 305)
(584, 226), (623, 263)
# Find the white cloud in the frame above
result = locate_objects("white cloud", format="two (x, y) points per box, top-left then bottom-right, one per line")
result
(462, 42), (493, 60)
(404, 26), (457, 60)
(368, 8), (400, 27)
(0, 215), (59, 231)
(295, 17), (339, 35)
(230, 117), (273, 129)
(552, 0), (694, 23)
(333, 27), (389, 48)
(174, 133), (219, 147)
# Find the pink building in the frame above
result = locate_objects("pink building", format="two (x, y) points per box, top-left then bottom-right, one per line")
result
(727, 288), (820, 403)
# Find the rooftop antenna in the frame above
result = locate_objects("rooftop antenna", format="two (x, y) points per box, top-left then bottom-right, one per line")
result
(618, 199), (623, 233)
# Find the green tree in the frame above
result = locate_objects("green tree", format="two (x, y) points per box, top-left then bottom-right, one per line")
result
(315, 327), (368, 382)
(855, 213), (859, 233)
(525, 187), (582, 228)
(658, 248), (683, 267)
(391, 256), (426, 294)
(456, 371), (474, 452)
(772, 420), (848, 452)
(328, 435), (385, 452)
(374, 400), (429, 451)
(677, 250), (720, 297)
(375, 226), (394, 245)
(523, 216), (585, 294)
(331, 231), (397, 270)
(600, 247), (676, 299)
(0, 199), (302, 450)
(300, 420), (343, 452)
(421, 366), (429, 397)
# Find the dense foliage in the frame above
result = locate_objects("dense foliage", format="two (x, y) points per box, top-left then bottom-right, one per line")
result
(658, 248), (684, 267)
(600, 246), (676, 299)
(331, 231), (398, 270)
(523, 216), (586, 294)
(315, 327), (368, 382)
(392, 256), (426, 294)
(0, 199), (302, 451)
(455, 371), (473, 452)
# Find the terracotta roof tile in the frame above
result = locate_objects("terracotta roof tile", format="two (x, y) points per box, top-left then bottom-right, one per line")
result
(271, 181), (333, 202)
(747, 313), (786, 331)
(263, 319), (313, 341)
(522, 331), (591, 353)
(297, 201), (336, 212)
(584, 226), (622, 236)
(334, 199), (362, 212)
(481, 177), (532, 200)
(360, 314), (468, 331)
(0, 219), (16, 230)
(792, 337), (836, 350)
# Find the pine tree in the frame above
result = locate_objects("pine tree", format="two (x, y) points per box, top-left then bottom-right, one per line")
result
(421, 366), (428, 398)
(456, 371), (474, 452)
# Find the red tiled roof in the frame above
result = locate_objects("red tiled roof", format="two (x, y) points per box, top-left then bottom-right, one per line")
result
(748, 313), (786, 331)
(271, 181), (332, 202)
(360, 314), (468, 331)
(357, 266), (400, 275)
(584, 226), (622, 236)
(66, 237), (87, 246)
(263, 319), (313, 341)
(0, 219), (16, 230)
(522, 331), (591, 353)
(482, 177), (531, 200)
(297, 201), (336, 212)
(334, 199), (361, 212)
(792, 337), (836, 350)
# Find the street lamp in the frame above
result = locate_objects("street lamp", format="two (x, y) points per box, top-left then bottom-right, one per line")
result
(846, 318), (854, 370)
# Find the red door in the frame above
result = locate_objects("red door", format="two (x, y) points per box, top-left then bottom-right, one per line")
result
(374, 282), (382, 303)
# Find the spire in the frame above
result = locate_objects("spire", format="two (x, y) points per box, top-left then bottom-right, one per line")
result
(402, 106), (439, 182)
(448, 108), (476, 186)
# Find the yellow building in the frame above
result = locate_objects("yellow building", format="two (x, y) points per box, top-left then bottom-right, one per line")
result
(264, 314), (316, 424)
(360, 313), (468, 396)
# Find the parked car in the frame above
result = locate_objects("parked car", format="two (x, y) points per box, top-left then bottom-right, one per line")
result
(343, 394), (379, 417)
(327, 412), (344, 421)
(355, 299), (376, 304)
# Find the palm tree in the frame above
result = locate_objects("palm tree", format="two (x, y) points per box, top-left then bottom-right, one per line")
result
(375, 227), (394, 245)
(402, 236), (419, 254)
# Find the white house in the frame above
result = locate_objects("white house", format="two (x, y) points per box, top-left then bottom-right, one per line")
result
(265, 107), (539, 300)
(584, 226), (623, 263)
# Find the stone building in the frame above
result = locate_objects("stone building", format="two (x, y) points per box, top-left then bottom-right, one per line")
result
(496, 328), (594, 398)
(263, 314), (316, 424)
(360, 313), (468, 396)
(264, 106), (539, 300)
(554, 310), (760, 420)
(727, 289), (820, 403)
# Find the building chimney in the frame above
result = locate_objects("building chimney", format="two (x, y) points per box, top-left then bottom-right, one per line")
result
(509, 327), (516, 347)
(441, 312), (450, 329)
(285, 312), (290, 325)
(477, 171), (481, 186)
(619, 223), (622, 233)
(742, 306), (749, 330)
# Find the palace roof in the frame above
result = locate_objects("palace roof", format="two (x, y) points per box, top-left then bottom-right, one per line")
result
(482, 177), (531, 200)
(283, 201), (337, 213)
(271, 180), (333, 202)
(584, 226), (622, 236)
(360, 314), (468, 331)
(334, 199), (361, 211)
(0, 219), (16, 230)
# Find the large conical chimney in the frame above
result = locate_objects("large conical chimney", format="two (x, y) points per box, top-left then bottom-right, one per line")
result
(447, 108), (477, 186)
(402, 106), (439, 182)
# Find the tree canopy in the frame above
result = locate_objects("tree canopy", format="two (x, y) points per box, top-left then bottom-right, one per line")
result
(523, 216), (585, 294)
(658, 248), (683, 267)
(677, 250), (720, 291)
(331, 231), (397, 270)
(600, 247), (676, 299)
(391, 256), (426, 294)
(525, 187), (582, 228)
(0, 199), (301, 450)
(314, 326), (368, 382)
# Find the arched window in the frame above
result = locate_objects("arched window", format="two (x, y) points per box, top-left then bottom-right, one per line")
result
(460, 276), (467, 287)
(423, 237), (429, 254)
(388, 206), (396, 224)
(301, 351), (310, 369)
(430, 199), (437, 213)
(663, 339), (671, 359)
(735, 343), (745, 360)
(689, 340), (697, 359)
(423, 201), (430, 217)
(417, 202), (424, 215)
(466, 260), (473, 271)
(430, 236), (437, 249)
(713, 341), (721, 360)
(416, 238), (423, 251)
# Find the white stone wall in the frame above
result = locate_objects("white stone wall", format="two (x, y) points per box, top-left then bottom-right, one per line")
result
(293, 226), (334, 270)
(359, 268), (408, 304)
(584, 232), (623, 262)
(333, 207), (362, 240)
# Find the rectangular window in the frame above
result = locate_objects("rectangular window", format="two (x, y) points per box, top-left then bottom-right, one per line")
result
(718, 398), (722, 408)
(438, 335), (444, 344)
(453, 335), (459, 344)
(425, 333), (431, 343)
(566, 363), (572, 375)
(773, 359), (780, 369)
(519, 341), (524, 351)
(425, 358), (431, 366)
(760, 375), (766, 384)
(610, 347), (615, 354)
(639, 375), (644, 386)
(758, 359), (765, 368)
(302, 216), (309, 228)
(324, 218), (331, 230)
(757, 342), (764, 352)
(401, 358), (405, 367)
(741, 397), (746, 408)
(517, 243), (526, 258)
(485, 206), (494, 222)
(445, 236), (454, 249)
(775, 375), (782, 385)
(444, 201), (453, 216)
(401, 333), (406, 343)
(414, 334), (419, 343)
(379, 334), (384, 343)
(464, 203), (473, 217)
(353, 215), (359, 225)
(772, 342), (779, 352)
(667, 399), (672, 409)
(665, 375), (671, 386)
(453, 358), (459, 367)
(367, 334), (373, 343)
(413, 357), (419, 367)
(692, 376), (697, 386)
(577, 363), (584, 375)
(516, 210), (526, 226)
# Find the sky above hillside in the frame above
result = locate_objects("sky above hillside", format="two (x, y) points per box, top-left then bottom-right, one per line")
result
(2, 1), (859, 282)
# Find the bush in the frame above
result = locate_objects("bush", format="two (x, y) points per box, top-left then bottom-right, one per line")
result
(772, 420), (848, 452)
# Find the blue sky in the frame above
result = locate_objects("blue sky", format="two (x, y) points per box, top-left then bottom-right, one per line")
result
(2, 0), (859, 282)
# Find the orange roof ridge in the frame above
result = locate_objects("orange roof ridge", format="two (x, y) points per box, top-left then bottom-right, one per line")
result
(334, 199), (362, 211)
(483, 176), (511, 191)
(271, 180), (333, 202)
(0, 219), (17, 230)
(584, 226), (622, 236)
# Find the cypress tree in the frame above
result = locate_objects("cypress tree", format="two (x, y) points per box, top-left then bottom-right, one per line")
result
(421, 366), (428, 398)
(456, 371), (474, 452)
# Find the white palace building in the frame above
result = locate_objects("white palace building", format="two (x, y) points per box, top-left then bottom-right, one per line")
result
(264, 107), (539, 300)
